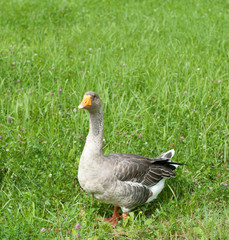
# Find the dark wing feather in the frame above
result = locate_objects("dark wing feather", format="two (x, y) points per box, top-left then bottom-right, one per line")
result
(142, 165), (176, 186)
(106, 153), (181, 187)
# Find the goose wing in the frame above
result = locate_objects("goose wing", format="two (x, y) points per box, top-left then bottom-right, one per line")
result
(106, 150), (179, 187)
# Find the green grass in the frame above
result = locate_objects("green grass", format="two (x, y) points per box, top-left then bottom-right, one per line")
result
(0, 0), (228, 239)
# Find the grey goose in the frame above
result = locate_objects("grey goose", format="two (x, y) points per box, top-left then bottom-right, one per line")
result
(78, 91), (183, 227)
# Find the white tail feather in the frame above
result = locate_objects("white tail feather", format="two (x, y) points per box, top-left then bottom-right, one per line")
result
(170, 164), (179, 169)
(146, 179), (165, 203)
(161, 149), (175, 159)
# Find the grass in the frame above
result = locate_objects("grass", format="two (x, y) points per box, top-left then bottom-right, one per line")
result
(0, 0), (228, 239)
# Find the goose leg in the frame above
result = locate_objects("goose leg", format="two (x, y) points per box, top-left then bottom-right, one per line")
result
(122, 212), (129, 222)
(104, 205), (120, 227)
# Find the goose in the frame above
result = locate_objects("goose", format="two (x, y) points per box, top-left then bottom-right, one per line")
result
(78, 91), (183, 227)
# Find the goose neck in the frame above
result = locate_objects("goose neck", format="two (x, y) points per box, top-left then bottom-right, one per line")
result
(86, 108), (104, 154)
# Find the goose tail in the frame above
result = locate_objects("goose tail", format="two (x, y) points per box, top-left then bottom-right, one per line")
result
(160, 149), (185, 169)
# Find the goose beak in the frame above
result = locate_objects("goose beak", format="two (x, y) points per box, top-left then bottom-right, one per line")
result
(78, 95), (92, 109)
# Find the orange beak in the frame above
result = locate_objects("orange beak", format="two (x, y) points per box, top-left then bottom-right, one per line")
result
(78, 95), (92, 109)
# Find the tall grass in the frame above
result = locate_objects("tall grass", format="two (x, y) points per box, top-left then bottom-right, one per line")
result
(0, 0), (228, 239)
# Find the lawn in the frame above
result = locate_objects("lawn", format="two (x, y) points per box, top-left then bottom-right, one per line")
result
(0, 0), (228, 239)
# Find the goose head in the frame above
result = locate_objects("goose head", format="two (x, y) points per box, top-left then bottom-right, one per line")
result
(78, 91), (102, 113)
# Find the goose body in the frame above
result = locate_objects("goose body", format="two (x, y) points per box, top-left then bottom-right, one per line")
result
(78, 91), (183, 226)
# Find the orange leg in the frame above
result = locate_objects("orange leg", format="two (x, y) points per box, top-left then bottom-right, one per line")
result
(104, 206), (120, 227)
(122, 213), (129, 222)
